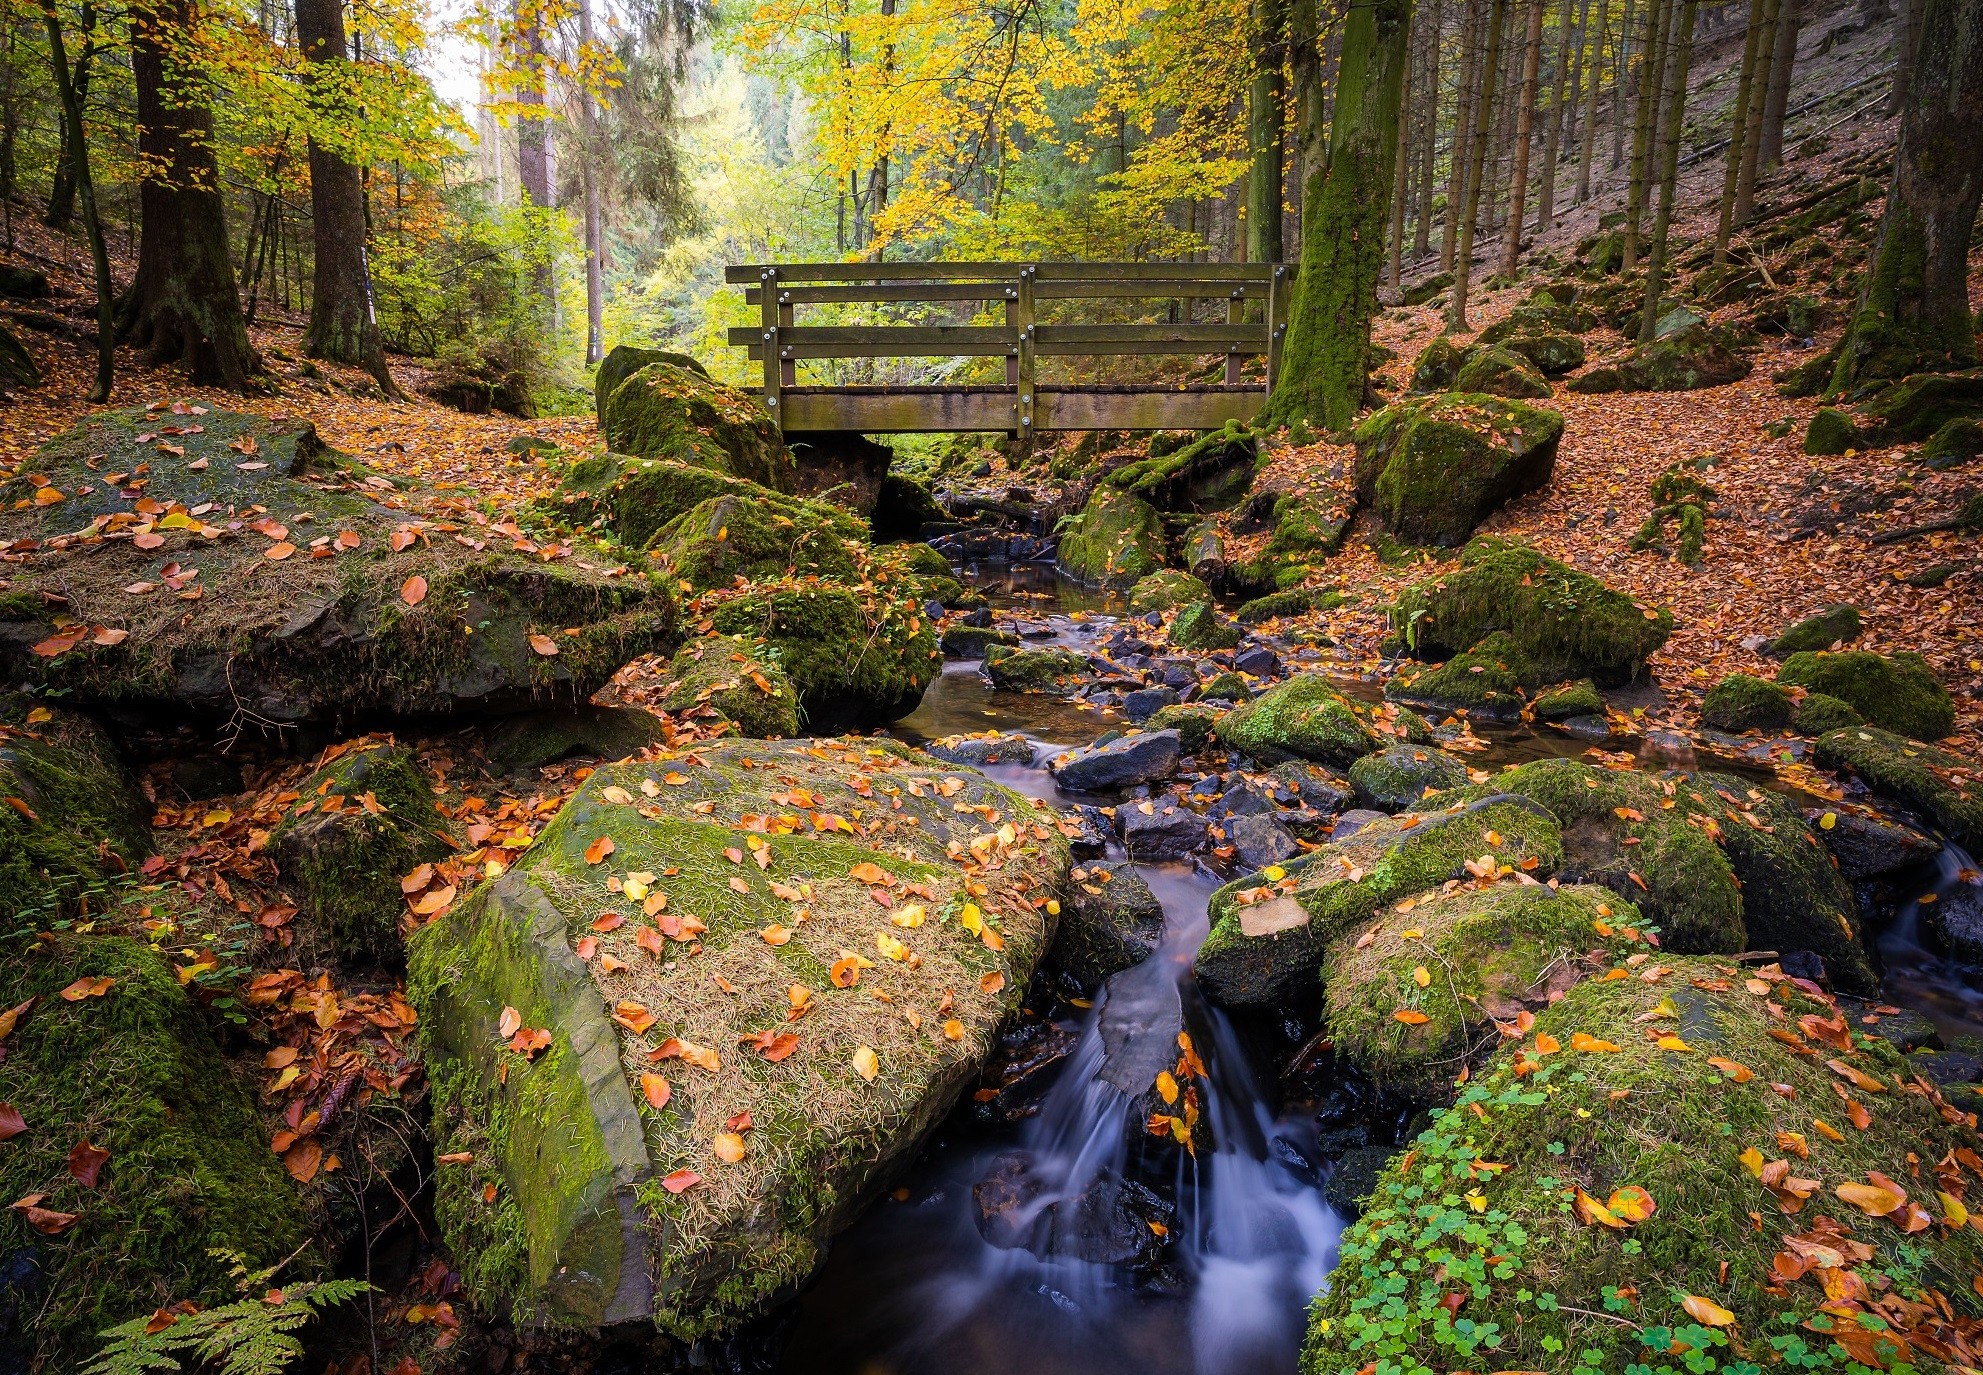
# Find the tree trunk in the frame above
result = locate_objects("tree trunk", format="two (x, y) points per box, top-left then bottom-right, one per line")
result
(1499, 0), (1545, 270)
(297, 0), (396, 393)
(118, 0), (257, 389)
(1757, 0), (1799, 166)
(1611, 0), (1636, 167)
(1386, 13), (1415, 286)
(43, 29), (91, 231)
(39, 0), (114, 401)
(1248, 0), (1288, 263)
(1888, 0), (1923, 114)
(1442, 0), (1484, 268)
(1637, 0), (1696, 340)
(1264, 0), (1414, 429)
(1731, 0), (1777, 225)
(515, 0), (553, 310)
(1831, 0), (1983, 387)
(1622, 0), (1671, 270)
(1538, 0), (1580, 229)
(1449, 0), (1508, 329)
(578, 0), (604, 362)
(1714, 0), (1766, 261)
(1575, 0), (1607, 199)
(1411, 0), (1440, 257)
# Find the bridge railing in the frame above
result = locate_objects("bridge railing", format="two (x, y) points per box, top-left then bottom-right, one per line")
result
(721, 261), (1293, 434)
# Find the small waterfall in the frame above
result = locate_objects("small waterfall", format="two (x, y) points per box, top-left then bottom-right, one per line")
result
(1878, 841), (1983, 1040)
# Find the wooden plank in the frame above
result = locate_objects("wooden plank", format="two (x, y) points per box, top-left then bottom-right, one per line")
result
(1016, 266), (1036, 436)
(736, 338), (1270, 361)
(726, 325), (1015, 348)
(743, 282), (1012, 305)
(743, 280), (1275, 304)
(770, 385), (1265, 433)
(778, 389), (1017, 432)
(758, 267), (780, 417)
(1032, 323), (1267, 346)
(724, 260), (1292, 285)
(1226, 290), (1243, 386)
(1036, 388), (1264, 431)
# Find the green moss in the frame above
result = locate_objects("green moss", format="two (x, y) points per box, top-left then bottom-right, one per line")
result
(1814, 727), (1983, 852)
(601, 363), (794, 491)
(1195, 796), (1565, 1007)
(1217, 675), (1378, 768)
(1354, 399), (1564, 548)
(1530, 679), (1603, 721)
(1304, 963), (1983, 1374)
(1170, 599), (1241, 650)
(1384, 631), (1534, 722)
(1803, 406), (1861, 456)
(709, 581), (936, 726)
(1496, 758), (1746, 953)
(1611, 321), (1753, 392)
(0, 705), (149, 924)
(651, 492), (862, 591)
(1236, 587), (1346, 623)
(1055, 487), (1165, 587)
(593, 344), (707, 423)
(1700, 673), (1793, 732)
(1921, 416), (1983, 468)
(1267, 493), (1354, 560)
(982, 647), (1089, 694)
(540, 455), (767, 550)
(1778, 649), (1953, 740)
(1146, 703), (1224, 752)
(1793, 691), (1862, 734)
(1766, 604), (1861, 655)
(1453, 346), (1552, 399)
(1409, 337), (1464, 393)
(1198, 672), (1252, 702)
(1127, 569), (1212, 613)
(1103, 424), (1257, 510)
(1347, 743), (1468, 811)
(660, 635), (800, 738)
(1387, 537), (1673, 686)
(1858, 370), (1983, 442)
(1497, 332), (1587, 376)
(271, 742), (450, 964)
(0, 935), (318, 1367)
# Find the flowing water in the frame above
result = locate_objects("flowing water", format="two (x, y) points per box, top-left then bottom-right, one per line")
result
(768, 563), (1983, 1375)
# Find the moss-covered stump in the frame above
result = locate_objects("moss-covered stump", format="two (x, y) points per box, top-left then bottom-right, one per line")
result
(1531, 678), (1603, 721)
(1609, 319), (1754, 392)
(1452, 346), (1552, 399)
(540, 455), (768, 551)
(1498, 331), (1587, 376)
(1496, 758), (1745, 953)
(1804, 406), (1862, 456)
(1700, 672), (1793, 731)
(1303, 959), (1983, 1374)
(1055, 486), (1164, 588)
(272, 739), (450, 965)
(658, 636), (800, 739)
(1102, 425), (1256, 511)
(1194, 795), (1564, 1007)
(1383, 631), (1535, 722)
(1766, 603), (1862, 656)
(1051, 861), (1165, 989)
(1778, 650), (1954, 741)
(406, 737), (1068, 1337)
(600, 363), (794, 492)
(982, 646), (1090, 694)
(650, 491), (864, 592)
(1324, 884), (1647, 1096)
(707, 581), (937, 727)
(0, 934), (318, 1368)
(1386, 537), (1673, 686)
(1170, 599), (1240, 651)
(0, 703), (150, 923)
(1217, 675), (1377, 768)
(1353, 396), (1564, 548)
(1816, 727), (1983, 852)
(0, 409), (680, 729)
(1347, 744), (1468, 812)
(1127, 569), (1212, 614)
(593, 345), (709, 424)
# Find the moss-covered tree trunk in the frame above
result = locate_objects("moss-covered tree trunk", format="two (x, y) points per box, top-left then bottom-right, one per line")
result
(1635, 0), (1696, 341)
(1535, 0), (1579, 231)
(1713, 0), (1766, 261)
(1443, 0), (1485, 269)
(1411, 0), (1441, 257)
(1247, 0), (1287, 265)
(1730, 0), (1777, 225)
(1261, 0), (1414, 432)
(118, 0), (258, 389)
(1830, 0), (1983, 388)
(1574, 0), (1607, 201)
(1621, 0), (1672, 270)
(297, 0), (398, 396)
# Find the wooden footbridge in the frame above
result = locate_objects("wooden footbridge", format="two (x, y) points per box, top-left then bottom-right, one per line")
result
(725, 261), (1292, 434)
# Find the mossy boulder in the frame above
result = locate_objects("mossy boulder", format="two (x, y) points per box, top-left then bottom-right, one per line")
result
(1859, 369), (1983, 443)
(1261, 492), (1355, 563)
(1453, 346), (1553, 399)
(707, 581), (936, 726)
(1102, 425), (1256, 511)
(594, 345), (709, 424)
(1531, 678), (1603, 721)
(1194, 794), (1564, 1007)
(1409, 337), (1465, 393)
(982, 646), (1089, 694)
(1921, 416), (1983, 469)
(1051, 860), (1164, 989)
(1146, 703), (1223, 753)
(659, 635), (801, 738)
(0, 703), (150, 923)
(1216, 675), (1377, 768)
(0, 409), (680, 730)
(1170, 599), (1240, 651)
(1611, 320), (1754, 392)
(1766, 603), (1861, 655)
(1055, 486), (1164, 588)
(1496, 758), (1746, 954)
(650, 491), (863, 592)
(1198, 670), (1251, 702)
(1793, 691), (1862, 734)
(271, 740), (450, 965)
(1383, 631), (1534, 722)
(601, 363), (794, 492)
(0, 935), (318, 1367)
(541, 455), (776, 551)
(1778, 650), (1953, 740)
(406, 738), (1067, 1337)
(1804, 406), (1861, 456)
(1304, 960), (1983, 1373)
(1700, 672), (1793, 731)
(1353, 396), (1564, 547)
(1347, 744), (1468, 811)
(1235, 587), (1343, 623)
(1497, 331), (1587, 376)
(1815, 727), (1983, 852)
(939, 625), (1019, 659)
(870, 473), (945, 542)
(1386, 537), (1673, 686)
(0, 320), (37, 390)
(1127, 569), (1212, 614)
(1325, 883), (1647, 1096)
(483, 705), (669, 773)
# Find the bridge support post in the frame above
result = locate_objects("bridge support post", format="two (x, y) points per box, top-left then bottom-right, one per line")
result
(1015, 265), (1036, 438)
(758, 267), (782, 420)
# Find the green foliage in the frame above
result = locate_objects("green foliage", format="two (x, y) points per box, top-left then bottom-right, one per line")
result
(85, 1256), (368, 1375)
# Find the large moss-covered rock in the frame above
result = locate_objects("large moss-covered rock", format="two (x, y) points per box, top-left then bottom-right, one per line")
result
(407, 738), (1068, 1337)
(1609, 319), (1754, 391)
(0, 703), (149, 923)
(707, 581), (936, 726)
(1453, 346), (1552, 399)
(483, 705), (669, 773)
(1700, 672), (1793, 731)
(1498, 331), (1587, 376)
(1921, 416), (1983, 469)
(0, 409), (680, 730)
(982, 645), (1089, 694)
(1102, 425), (1256, 511)
(1816, 727), (1983, 852)
(1409, 337), (1464, 393)
(659, 635), (800, 738)
(650, 491), (864, 592)
(1778, 650), (1953, 740)
(0, 935), (318, 1368)
(1354, 397), (1564, 547)
(1530, 678), (1603, 721)
(1804, 406), (1861, 456)
(601, 363), (794, 492)
(1305, 961), (1983, 1374)
(1056, 486), (1164, 587)
(1347, 743), (1468, 811)
(1216, 675), (1377, 768)
(1127, 569), (1212, 614)
(1386, 538), (1673, 685)
(543, 455), (799, 551)
(594, 345), (709, 424)
(1194, 795), (1564, 1007)
(1169, 599), (1240, 651)
(1859, 370), (1983, 443)
(1325, 883), (1647, 1095)
(1383, 630), (1534, 722)
(272, 739), (450, 965)
(1147, 702), (1223, 753)
(1766, 603), (1862, 655)
(1794, 691), (1862, 734)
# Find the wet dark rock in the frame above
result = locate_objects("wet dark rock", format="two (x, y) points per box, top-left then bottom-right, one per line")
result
(972, 1153), (1175, 1269)
(941, 626), (1020, 658)
(1813, 808), (1942, 879)
(1121, 800), (1206, 860)
(1330, 808), (1389, 839)
(1227, 814), (1300, 869)
(1911, 1045), (1983, 1089)
(483, 705), (670, 773)
(925, 733), (1037, 768)
(1323, 1144), (1397, 1217)
(1049, 730), (1182, 791)
(1052, 862), (1166, 988)
(1558, 714), (1613, 741)
(1060, 805), (1116, 855)
(970, 1017), (1081, 1124)
(1267, 762), (1355, 816)
(1124, 686), (1180, 721)
(1208, 782), (1276, 821)
(1841, 999), (1940, 1054)
(1234, 646), (1282, 677)
(1161, 663), (1199, 691)
(1925, 880), (1983, 964)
